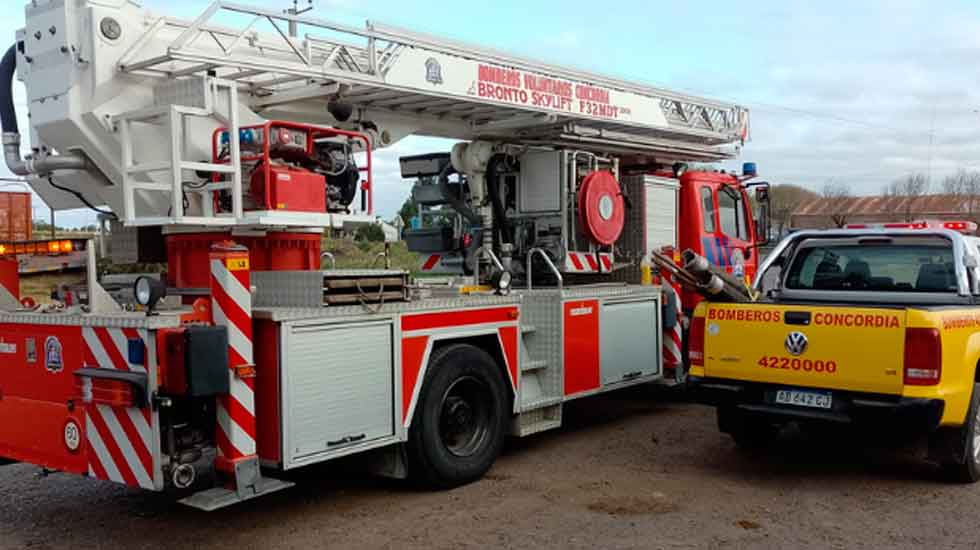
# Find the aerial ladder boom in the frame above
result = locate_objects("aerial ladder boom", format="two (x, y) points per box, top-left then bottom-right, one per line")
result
(6, 0), (749, 231)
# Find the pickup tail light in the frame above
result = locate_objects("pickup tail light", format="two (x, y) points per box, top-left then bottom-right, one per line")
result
(904, 327), (942, 385)
(689, 315), (706, 366)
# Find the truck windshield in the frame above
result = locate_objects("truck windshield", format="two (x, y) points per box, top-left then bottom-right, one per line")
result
(785, 243), (956, 293)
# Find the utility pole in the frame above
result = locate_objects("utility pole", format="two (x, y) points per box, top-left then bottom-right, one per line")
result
(285, 0), (314, 38)
(926, 106), (936, 188)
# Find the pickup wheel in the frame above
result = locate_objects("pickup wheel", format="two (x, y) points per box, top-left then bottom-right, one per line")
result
(717, 406), (776, 449)
(407, 344), (510, 489)
(935, 382), (980, 483)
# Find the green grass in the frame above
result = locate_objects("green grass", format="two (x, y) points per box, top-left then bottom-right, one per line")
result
(321, 237), (420, 272)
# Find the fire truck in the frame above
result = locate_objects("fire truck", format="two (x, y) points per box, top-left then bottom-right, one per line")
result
(0, 0), (767, 510)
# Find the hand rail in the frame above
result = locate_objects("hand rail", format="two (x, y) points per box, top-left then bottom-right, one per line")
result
(473, 246), (505, 285)
(320, 251), (336, 269)
(526, 248), (562, 290)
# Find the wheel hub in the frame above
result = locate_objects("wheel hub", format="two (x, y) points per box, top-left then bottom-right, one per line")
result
(438, 376), (492, 458)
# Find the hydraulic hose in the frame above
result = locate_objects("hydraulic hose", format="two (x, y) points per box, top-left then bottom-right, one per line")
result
(0, 44), (18, 134)
(486, 154), (512, 249)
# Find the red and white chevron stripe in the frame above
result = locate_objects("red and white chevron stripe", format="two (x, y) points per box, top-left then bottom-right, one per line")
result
(662, 281), (684, 371)
(564, 251), (613, 273)
(80, 327), (155, 490)
(209, 245), (256, 461)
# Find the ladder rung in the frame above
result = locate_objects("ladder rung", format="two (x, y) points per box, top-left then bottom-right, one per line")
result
(129, 182), (172, 191)
(180, 161), (237, 174)
(126, 161), (170, 174)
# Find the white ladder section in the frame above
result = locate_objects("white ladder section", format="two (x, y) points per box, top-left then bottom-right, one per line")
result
(116, 1), (749, 155)
(117, 77), (244, 227)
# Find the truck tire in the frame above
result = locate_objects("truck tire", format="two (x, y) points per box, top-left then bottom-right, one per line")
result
(935, 382), (980, 483)
(718, 406), (776, 449)
(407, 344), (510, 489)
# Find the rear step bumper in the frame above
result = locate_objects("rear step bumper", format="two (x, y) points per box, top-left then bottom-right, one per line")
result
(688, 377), (944, 430)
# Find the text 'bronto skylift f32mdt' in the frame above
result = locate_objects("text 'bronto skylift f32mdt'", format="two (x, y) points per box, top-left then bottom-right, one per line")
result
(0, 0), (768, 510)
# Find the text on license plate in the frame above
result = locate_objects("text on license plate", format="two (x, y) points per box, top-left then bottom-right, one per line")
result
(775, 389), (832, 409)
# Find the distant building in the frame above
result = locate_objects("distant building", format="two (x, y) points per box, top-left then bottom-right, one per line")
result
(791, 194), (980, 229)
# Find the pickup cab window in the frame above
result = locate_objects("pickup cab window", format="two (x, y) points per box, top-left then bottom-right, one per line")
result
(786, 244), (955, 293)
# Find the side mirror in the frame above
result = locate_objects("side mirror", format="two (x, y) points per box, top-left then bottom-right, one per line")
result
(754, 185), (771, 245)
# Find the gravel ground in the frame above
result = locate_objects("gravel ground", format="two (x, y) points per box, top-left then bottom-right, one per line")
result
(1, 386), (976, 550)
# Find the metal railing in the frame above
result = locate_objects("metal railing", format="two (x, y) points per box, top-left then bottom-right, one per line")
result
(473, 246), (505, 286)
(526, 248), (562, 290)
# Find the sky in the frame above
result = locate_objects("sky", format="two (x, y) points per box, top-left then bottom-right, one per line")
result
(3, 0), (980, 226)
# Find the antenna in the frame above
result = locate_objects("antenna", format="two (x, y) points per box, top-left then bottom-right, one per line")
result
(285, 0), (315, 38)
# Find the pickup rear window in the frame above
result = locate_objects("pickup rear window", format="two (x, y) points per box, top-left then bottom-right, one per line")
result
(785, 244), (955, 293)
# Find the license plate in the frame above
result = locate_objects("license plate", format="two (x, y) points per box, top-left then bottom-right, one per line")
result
(775, 389), (832, 409)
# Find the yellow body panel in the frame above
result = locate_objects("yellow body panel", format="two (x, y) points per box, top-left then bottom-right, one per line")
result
(695, 302), (980, 427)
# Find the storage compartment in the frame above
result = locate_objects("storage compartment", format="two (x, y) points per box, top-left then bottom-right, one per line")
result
(563, 299), (601, 396)
(599, 298), (660, 384)
(282, 319), (395, 468)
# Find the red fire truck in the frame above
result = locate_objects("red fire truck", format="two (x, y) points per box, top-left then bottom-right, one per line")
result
(0, 0), (766, 510)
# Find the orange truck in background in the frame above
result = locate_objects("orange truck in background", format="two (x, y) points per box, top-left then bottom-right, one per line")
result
(0, 191), (31, 242)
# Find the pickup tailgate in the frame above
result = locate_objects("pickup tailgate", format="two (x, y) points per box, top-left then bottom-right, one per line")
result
(702, 303), (906, 395)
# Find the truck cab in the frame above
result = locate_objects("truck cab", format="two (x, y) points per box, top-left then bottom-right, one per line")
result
(689, 224), (980, 482)
(676, 169), (767, 310)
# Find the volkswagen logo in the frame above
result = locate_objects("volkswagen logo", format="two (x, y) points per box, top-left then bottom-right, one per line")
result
(784, 331), (808, 356)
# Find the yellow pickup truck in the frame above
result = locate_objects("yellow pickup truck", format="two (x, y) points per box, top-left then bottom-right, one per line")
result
(689, 226), (980, 482)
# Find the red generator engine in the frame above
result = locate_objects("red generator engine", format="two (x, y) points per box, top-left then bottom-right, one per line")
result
(251, 163), (326, 213)
(213, 121), (372, 214)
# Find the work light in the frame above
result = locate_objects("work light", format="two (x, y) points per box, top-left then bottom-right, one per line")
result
(134, 276), (166, 314)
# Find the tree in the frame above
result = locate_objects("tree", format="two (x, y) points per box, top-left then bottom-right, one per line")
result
(821, 181), (852, 228)
(355, 223), (385, 243)
(769, 184), (819, 236)
(942, 169), (980, 223)
(398, 196), (418, 228)
(885, 172), (929, 222)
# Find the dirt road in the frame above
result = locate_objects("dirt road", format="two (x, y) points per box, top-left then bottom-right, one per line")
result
(1, 387), (975, 549)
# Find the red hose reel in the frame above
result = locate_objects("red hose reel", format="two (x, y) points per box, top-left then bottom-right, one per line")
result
(577, 171), (625, 245)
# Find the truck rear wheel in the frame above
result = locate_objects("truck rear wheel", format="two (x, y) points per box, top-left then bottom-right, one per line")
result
(407, 344), (510, 489)
(934, 382), (980, 483)
(718, 406), (776, 449)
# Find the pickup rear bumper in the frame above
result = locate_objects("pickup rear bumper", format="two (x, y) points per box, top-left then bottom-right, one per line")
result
(688, 377), (945, 431)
